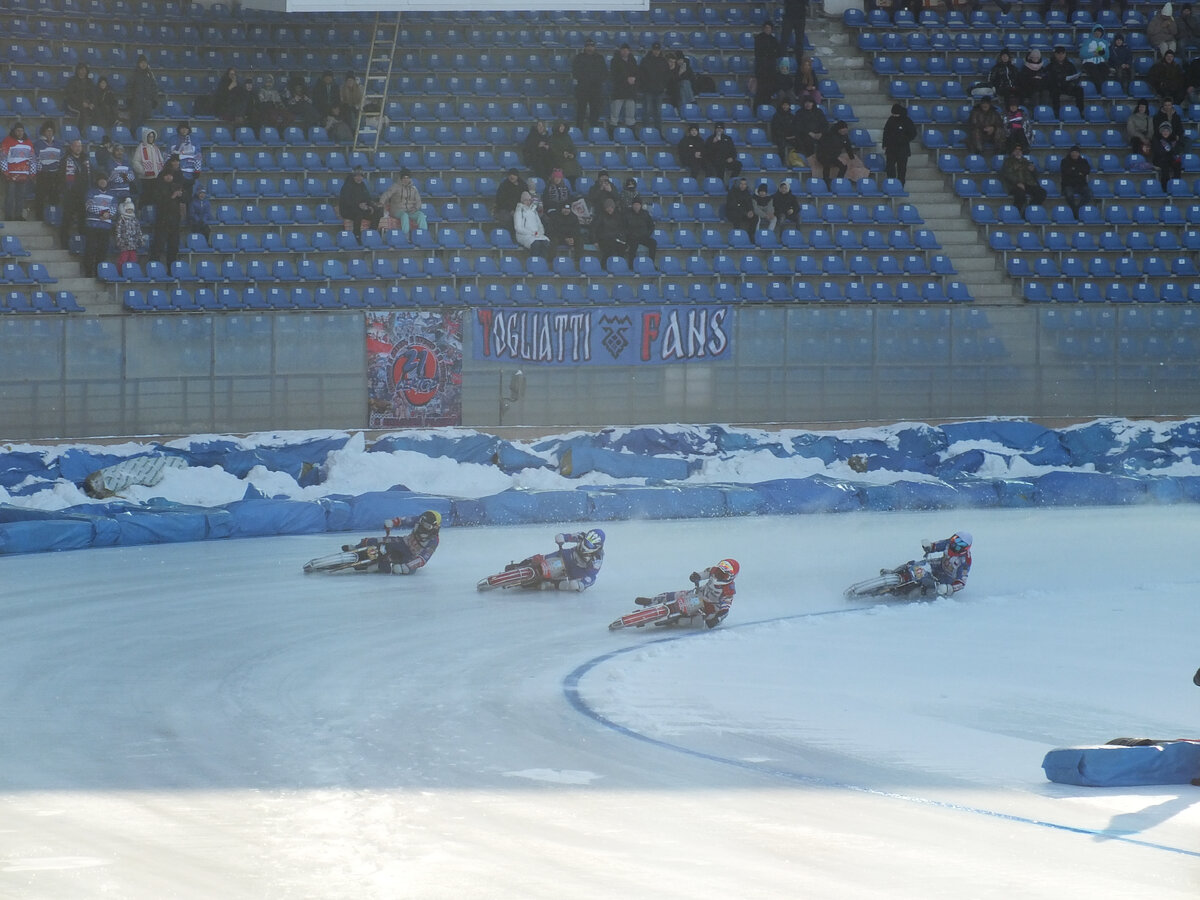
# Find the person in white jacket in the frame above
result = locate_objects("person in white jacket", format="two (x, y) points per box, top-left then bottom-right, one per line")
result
(513, 191), (551, 255)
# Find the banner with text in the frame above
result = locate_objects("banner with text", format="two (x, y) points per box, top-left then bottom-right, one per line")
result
(367, 311), (464, 428)
(472, 305), (733, 366)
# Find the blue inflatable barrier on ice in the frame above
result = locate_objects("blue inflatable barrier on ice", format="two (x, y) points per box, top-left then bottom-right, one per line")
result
(1034, 471), (1147, 506)
(474, 489), (589, 525)
(558, 443), (696, 480)
(751, 477), (862, 514)
(342, 492), (453, 531)
(861, 480), (966, 511)
(1042, 741), (1200, 787)
(223, 498), (328, 537)
(0, 518), (95, 553)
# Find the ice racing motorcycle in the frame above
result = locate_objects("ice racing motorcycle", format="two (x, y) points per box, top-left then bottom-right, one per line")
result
(303, 543), (384, 575)
(608, 591), (710, 631)
(476, 553), (569, 591)
(843, 554), (945, 600)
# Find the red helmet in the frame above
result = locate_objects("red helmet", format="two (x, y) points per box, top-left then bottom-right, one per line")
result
(713, 559), (739, 584)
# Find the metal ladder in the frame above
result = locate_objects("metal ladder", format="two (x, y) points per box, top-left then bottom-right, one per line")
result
(354, 11), (402, 155)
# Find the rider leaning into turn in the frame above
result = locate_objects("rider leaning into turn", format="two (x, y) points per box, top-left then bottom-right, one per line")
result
(528, 529), (606, 591)
(346, 510), (442, 575)
(919, 531), (972, 596)
(636, 558), (739, 628)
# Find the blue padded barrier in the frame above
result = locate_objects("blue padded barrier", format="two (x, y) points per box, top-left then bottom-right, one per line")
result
(224, 498), (329, 537)
(1043, 741), (1200, 787)
(749, 476), (863, 514)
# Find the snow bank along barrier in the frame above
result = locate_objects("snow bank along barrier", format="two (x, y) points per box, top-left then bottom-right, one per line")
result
(3, 419), (1200, 555)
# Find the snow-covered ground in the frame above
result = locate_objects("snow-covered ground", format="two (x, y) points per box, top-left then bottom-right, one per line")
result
(1, 506), (1197, 899)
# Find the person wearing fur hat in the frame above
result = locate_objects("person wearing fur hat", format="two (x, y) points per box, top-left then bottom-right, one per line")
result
(513, 190), (551, 255)
(1018, 49), (1050, 110)
(882, 103), (917, 186)
(1149, 4), (1179, 58)
(0, 122), (37, 221)
(113, 196), (142, 271)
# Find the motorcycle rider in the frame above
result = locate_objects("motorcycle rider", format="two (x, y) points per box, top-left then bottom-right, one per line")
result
(343, 510), (442, 574)
(507, 529), (605, 592)
(918, 532), (973, 596)
(635, 558), (738, 628)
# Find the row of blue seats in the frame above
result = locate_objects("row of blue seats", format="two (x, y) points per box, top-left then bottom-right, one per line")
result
(959, 177), (1200, 208)
(845, 6), (1151, 30)
(1055, 333), (1200, 360)
(1042, 304), (1200, 329)
(1007, 253), (1200, 279)
(877, 54), (1155, 79)
(121, 277), (973, 313)
(990, 223), (1200, 250)
(896, 78), (1155, 103)
(2, 290), (83, 313)
(925, 125), (1183, 153)
(0, 263), (57, 285)
(973, 200), (1200, 230)
(942, 151), (1200, 176)
(100, 247), (956, 287)
(864, 27), (1156, 54)
(1025, 280), (1200, 302)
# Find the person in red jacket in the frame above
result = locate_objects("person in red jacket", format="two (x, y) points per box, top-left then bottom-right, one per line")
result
(1, 122), (37, 221)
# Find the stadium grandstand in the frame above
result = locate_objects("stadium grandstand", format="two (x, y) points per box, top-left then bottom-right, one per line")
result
(0, 0), (1197, 437)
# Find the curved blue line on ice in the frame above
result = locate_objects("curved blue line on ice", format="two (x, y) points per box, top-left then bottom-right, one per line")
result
(562, 609), (1200, 860)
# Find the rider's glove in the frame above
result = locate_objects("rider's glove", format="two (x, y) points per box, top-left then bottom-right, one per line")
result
(921, 539), (934, 552)
(557, 578), (584, 592)
(689, 571), (702, 585)
(704, 615), (722, 629)
(538, 581), (556, 591)
(554, 533), (566, 545)
(936, 582), (953, 596)
(385, 517), (402, 531)
(391, 563), (411, 575)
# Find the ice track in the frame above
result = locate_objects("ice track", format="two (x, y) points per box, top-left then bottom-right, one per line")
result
(1, 509), (1198, 899)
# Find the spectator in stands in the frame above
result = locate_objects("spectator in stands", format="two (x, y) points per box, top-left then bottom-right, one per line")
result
(1, 123), (36, 221)
(753, 21), (783, 110)
(770, 179), (801, 234)
(667, 51), (698, 110)
(149, 161), (184, 268)
(311, 71), (339, 121)
(793, 95), (827, 160)
(1059, 145), (1093, 216)
(1126, 98), (1153, 148)
(522, 120), (554, 181)
(1079, 27), (1111, 93)
(94, 77), (119, 133)
(132, 127), (164, 199)
(1153, 96), (1185, 143)
(286, 77), (319, 129)
(514, 191), (552, 256)
(793, 56), (823, 105)
(541, 167), (582, 259)
(619, 176), (640, 211)
(1017, 49), (1050, 110)
(1152, 120), (1184, 188)
(815, 119), (852, 187)
(572, 39), (608, 129)
(105, 142), (134, 205)
(339, 166), (380, 241)
(378, 168), (424, 237)
(1003, 99), (1031, 151)
(493, 167), (524, 225)
(966, 96), (1004, 155)
(770, 101), (797, 166)
(725, 176), (757, 232)
(114, 196), (142, 272)
(702, 122), (743, 181)
(82, 173), (116, 276)
(186, 185), (211, 240)
(593, 197), (629, 268)
(623, 195), (657, 265)
(781, 0), (808, 66)
(587, 170), (619, 223)
(549, 121), (583, 188)
(225, 78), (259, 128)
(1186, 53), (1200, 101)
(128, 54), (159, 138)
(257, 74), (289, 131)
(1108, 33), (1133, 95)
(752, 182), (777, 232)
(676, 123), (705, 178)
(324, 103), (353, 143)
(63, 64), (98, 136)
(638, 42), (670, 133)
(1179, 4), (1200, 53)
(213, 68), (240, 121)
(1148, 4), (1179, 58)
(999, 144), (1047, 216)
(340, 73), (363, 125)
(58, 138), (90, 248)
(1046, 46), (1085, 119)
(609, 44), (639, 130)
(1130, 136), (1156, 171)
(988, 49), (1020, 106)
(170, 123), (202, 205)
(882, 103), (917, 186)
(32, 122), (61, 221)
(1149, 49), (1188, 102)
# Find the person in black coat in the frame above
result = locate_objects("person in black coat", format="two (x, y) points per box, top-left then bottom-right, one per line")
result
(881, 103), (917, 186)
(792, 95), (828, 158)
(622, 195), (657, 265)
(702, 123), (742, 181)
(770, 180), (800, 233)
(753, 21), (782, 109)
(522, 120), (554, 180)
(1151, 121), (1183, 190)
(676, 124), (705, 178)
(724, 176), (757, 232)
(1058, 145), (1093, 215)
(769, 101), (797, 165)
(815, 119), (852, 187)
(338, 166), (380, 240)
(572, 39), (608, 129)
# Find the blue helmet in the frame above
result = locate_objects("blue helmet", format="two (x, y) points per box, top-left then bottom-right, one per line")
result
(577, 528), (605, 560)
